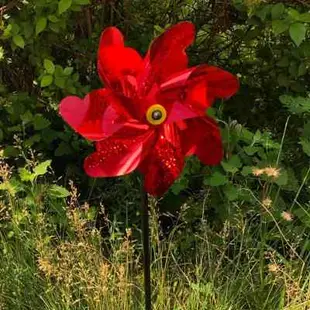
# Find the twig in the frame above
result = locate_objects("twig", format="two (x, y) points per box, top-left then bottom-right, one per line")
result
(294, 0), (310, 8)
(85, 7), (92, 38)
(0, 0), (20, 15)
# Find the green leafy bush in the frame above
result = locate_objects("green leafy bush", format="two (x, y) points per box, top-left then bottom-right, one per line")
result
(0, 0), (309, 242)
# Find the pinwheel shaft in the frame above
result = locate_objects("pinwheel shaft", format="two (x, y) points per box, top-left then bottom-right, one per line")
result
(141, 183), (152, 310)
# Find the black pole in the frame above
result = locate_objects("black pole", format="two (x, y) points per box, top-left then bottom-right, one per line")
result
(141, 180), (152, 310)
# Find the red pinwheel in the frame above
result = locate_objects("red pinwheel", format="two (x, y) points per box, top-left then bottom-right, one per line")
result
(59, 22), (239, 196)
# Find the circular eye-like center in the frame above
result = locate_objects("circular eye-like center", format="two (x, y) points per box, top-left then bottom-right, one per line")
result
(146, 104), (167, 125)
(151, 110), (162, 120)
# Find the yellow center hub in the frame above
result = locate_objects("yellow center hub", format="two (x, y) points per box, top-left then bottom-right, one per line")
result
(146, 104), (167, 125)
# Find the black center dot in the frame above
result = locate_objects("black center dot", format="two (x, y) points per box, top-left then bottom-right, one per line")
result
(151, 110), (162, 121)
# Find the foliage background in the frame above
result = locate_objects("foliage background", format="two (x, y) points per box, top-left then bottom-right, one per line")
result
(0, 0), (310, 308)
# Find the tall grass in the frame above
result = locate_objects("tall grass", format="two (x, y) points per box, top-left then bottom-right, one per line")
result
(1, 179), (310, 310)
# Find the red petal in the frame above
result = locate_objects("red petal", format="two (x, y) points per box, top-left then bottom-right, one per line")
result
(84, 125), (155, 177)
(139, 125), (184, 196)
(138, 22), (195, 96)
(187, 65), (239, 99)
(97, 27), (143, 87)
(59, 89), (132, 141)
(159, 65), (239, 116)
(99, 27), (124, 47)
(180, 116), (223, 165)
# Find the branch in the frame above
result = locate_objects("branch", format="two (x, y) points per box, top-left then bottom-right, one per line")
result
(0, 0), (20, 15)
(85, 7), (92, 38)
(295, 0), (310, 8)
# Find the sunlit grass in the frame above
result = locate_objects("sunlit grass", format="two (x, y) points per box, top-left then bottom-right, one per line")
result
(1, 181), (310, 310)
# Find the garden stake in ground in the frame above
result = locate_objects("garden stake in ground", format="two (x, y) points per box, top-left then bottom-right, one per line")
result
(141, 179), (151, 310)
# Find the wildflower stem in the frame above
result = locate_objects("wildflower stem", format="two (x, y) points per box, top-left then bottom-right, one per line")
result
(141, 179), (152, 310)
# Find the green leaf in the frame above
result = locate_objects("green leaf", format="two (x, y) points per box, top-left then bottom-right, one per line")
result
(276, 56), (289, 67)
(72, 73), (79, 82)
(244, 28), (261, 41)
(36, 17), (47, 35)
(287, 8), (300, 20)
(295, 208), (310, 227)
(279, 95), (310, 114)
(86, 206), (97, 220)
(0, 47), (3, 61)
(255, 5), (272, 21)
(54, 65), (64, 77)
(0, 179), (22, 196)
(22, 22), (33, 39)
(41, 129), (58, 144)
(300, 138), (310, 156)
(171, 178), (189, 195)
(299, 13), (310, 23)
(73, 0), (90, 4)
(63, 67), (73, 76)
(2, 24), (12, 39)
(298, 62), (307, 76)
(33, 114), (51, 130)
(18, 168), (35, 182)
(205, 171), (228, 187)
(241, 166), (253, 176)
(239, 128), (254, 143)
(271, 3), (285, 20)
(289, 61), (298, 77)
(221, 155), (242, 174)
(48, 15), (60, 23)
(283, 168), (299, 192)
(12, 35), (25, 48)
(7, 231), (14, 239)
(11, 23), (20, 35)
(272, 20), (289, 35)
(44, 59), (55, 74)
(20, 110), (33, 124)
(33, 160), (52, 176)
(289, 23), (306, 46)
(206, 107), (216, 118)
(55, 141), (72, 156)
(49, 185), (70, 198)
(24, 134), (41, 147)
(223, 184), (239, 201)
(58, 0), (72, 14)
(8, 125), (22, 133)
(3, 146), (20, 157)
(275, 170), (288, 186)
(303, 122), (310, 136)
(300, 42), (310, 57)
(244, 146), (260, 155)
(0, 128), (3, 142)
(67, 86), (77, 94)
(54, 76), (66, 88)
(40, 75), (53, 87)
(49, 23), (60, 33)
(70, 4), (82, 11)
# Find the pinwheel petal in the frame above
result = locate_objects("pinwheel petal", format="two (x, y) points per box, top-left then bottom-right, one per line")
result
(99, 27), (124, 47)
(140, 126), (184, 196)
(159, 65), (239, 117)
(98, 27), (143, 87)
(59, 89), (132, 141)
(84, 124), (155, 177)
(180, 116), (223, 165)
(138, 21), (195, 96)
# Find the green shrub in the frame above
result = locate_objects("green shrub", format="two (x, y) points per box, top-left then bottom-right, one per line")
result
(0, 0), (309, 240)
